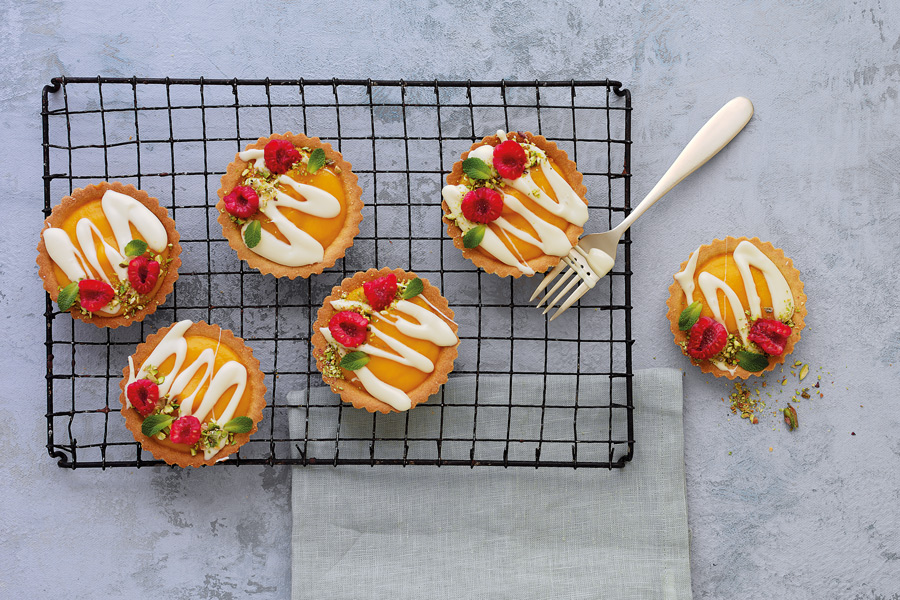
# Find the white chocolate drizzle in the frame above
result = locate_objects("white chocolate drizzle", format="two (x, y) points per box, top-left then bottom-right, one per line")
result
(42, 190), (168, 314)
(711, 360), (738, 375)
(697, 272), (751, 344)
(236, 148), (341, 267)
(127, 320), (249, 459)
(674, 241), (796, 370)
(441, 132), (587, 274)
(323, 296), (458, 411)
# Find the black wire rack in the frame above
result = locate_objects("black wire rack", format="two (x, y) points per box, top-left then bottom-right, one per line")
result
(41, 76), (634, 469)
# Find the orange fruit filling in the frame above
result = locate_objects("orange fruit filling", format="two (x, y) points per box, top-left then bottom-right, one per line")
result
(255, 166), (347, 248)
(51, 199), (171, 314)
(340, 291), (443, 394)
(693, 253), (773, 333)
(151, 334), (250, 453)
(479, 160), (571, 262)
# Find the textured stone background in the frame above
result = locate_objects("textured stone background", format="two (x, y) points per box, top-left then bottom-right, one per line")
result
(2, 0), (899, 598)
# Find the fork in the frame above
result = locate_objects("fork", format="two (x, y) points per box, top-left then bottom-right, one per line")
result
(531, 96), (755, 321)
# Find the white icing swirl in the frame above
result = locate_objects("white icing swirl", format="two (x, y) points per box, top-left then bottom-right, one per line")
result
(127, 320), (249, 459)
(323, 297), (458, 411)
(42, 189), (168, 314)
(236, 149), (341, 267)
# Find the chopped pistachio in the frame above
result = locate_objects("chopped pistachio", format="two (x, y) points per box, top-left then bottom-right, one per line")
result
(321, 344), (344, 380)
(784, 404), (799, 430)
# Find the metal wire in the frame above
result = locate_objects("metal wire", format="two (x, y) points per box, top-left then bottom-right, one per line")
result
(42, 77), (634, 469)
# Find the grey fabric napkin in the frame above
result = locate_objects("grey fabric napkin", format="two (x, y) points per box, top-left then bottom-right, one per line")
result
(289, 368), (690, 600)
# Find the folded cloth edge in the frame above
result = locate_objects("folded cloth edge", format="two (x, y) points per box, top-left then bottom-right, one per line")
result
(290, 368), (691, 600)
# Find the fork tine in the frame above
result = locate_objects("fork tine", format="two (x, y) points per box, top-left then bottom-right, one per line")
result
(548, 282), (590, 322)
(542, 272), (581, 315)
(534, 261), (576, 308)
(529, 258), (568, 302)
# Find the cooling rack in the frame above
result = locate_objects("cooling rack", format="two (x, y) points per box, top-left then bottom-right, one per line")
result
(42, 77), (633, 469)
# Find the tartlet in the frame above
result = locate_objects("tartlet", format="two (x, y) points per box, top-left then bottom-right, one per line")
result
(666, 237), (806, 379)
(36, 182), (181, 328)
(441, 130), (589, 277)
(312, 268), (459, 413)
(119, 320), (267, 467)
(216, 132), (363, 279)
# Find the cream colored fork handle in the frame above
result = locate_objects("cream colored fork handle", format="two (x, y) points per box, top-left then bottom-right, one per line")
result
(613, 96), (754, 235)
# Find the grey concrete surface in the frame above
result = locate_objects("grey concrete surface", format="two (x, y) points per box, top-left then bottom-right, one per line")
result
(2, 1), (899, 598)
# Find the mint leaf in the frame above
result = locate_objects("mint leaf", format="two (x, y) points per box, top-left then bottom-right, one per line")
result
(124, 239), (148, 257)
(462, 224), (486, 249)
(57, 282), (79, 312)
(340, 351), (370, 371)
(244, 219), (262, 248)
(223, 416), (253, 434)
(737, 350), (769, 372)
(141, 414), (175, 437)
(307, 148), (326, 174)
(678, 300), (703, 331)
(402, 277), (424, 300)
(462, 157), (492, 180)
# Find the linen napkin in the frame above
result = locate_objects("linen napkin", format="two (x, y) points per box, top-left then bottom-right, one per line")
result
(289, 368), (691, 600)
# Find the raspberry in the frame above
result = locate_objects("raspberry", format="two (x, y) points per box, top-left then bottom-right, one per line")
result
(127, 379), (160, 417)
(169, 415), (201, 445)
(264, 139), (301, 174)
(127, 255), (161, 295)
(77, 279), (115, 312)
(363, 273), (398, 311)
(223, 185), (260, 219)
(748, 318), (792, 355)
(328, 311), (369, 348)
(492, 140), (528, 180)
(461, 187), (504, 224)
(686, 317), (728, 360)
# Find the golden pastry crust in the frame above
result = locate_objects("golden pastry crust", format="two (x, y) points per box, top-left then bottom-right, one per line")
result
(665, 236), (807, 379)
(311, 267), (459, 414)
(118, 321), (267, 467)
(216, 132), (363, 279)
(442, 132), (587, 278)
(36, 181), (182, 329)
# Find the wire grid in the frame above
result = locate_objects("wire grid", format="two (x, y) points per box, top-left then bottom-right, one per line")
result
(41, 77), (633, 469)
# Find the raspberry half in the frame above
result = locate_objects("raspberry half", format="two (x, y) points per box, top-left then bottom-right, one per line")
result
(492, 140), (528, 180)
(127, 255), (161, 295)
(363, 273), (398, 312)
(461, 187), (503, 224)
(127, 379), (160, 417)
(264, 139), (301, 174)
(223, 185), (260, 219)
(329, 311), (369, 348)
(78, 279), (115, 312)
(748, 318), (792, 355)
(686, 316), (728, 359)
(169, 415), (201, 445)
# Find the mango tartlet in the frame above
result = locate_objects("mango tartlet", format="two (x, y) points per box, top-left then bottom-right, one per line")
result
(216, 132), (363, 279)
(441, 130), (588, 277)
(119, 320), (267, 467)
(36, 182), (181, 327)
(666, 237), (806, 379)
(312, 268), (459, 413)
